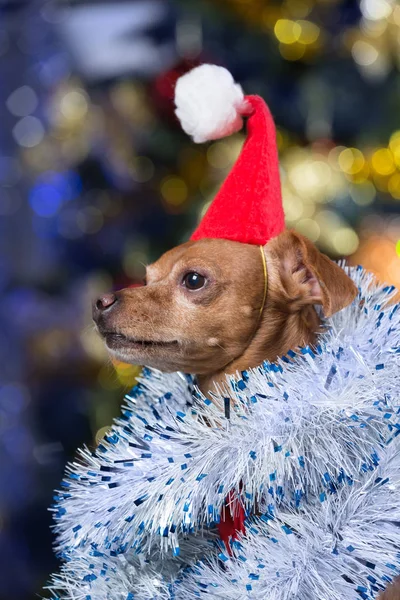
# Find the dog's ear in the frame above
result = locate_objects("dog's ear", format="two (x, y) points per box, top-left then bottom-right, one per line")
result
(271, 230), (358, 317)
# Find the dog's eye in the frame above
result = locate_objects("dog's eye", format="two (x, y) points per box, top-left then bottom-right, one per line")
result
(182, 272), (206, 290)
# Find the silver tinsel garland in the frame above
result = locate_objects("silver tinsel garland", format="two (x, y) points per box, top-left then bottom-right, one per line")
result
(46, 266), (400, 600)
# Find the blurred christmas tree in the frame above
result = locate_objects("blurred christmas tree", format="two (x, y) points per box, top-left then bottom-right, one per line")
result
(0, 0), (399, 598)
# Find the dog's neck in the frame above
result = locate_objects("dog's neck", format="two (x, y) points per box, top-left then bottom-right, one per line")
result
(197, 304), (321, 396)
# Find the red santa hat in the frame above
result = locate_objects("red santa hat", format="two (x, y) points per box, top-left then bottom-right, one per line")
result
(174, 64), (284, 246)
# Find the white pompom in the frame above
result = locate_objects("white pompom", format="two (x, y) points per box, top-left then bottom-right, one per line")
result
(174, 64), (249, 143)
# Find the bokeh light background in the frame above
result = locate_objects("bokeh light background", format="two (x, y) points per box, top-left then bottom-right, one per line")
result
(0, 0), (400, 598)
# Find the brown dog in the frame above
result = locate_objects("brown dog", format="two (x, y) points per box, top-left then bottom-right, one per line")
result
(93, 229), (400, 599)
(93, 229), (357, 395)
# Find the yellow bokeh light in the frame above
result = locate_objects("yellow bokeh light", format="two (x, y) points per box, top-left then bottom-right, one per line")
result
(297, 20), (320, 44)
(396, 240), (400, 257)
(295, 218), (320, 242)
(110, 81), (154, 126)
(388, 173), (400, 200)
(338, 148), (365, 175)
(352, 40), (379, 67)
(279, 42), (306, 61)
(327, 146), (347, 171)
(160, 176), (188, 206)
(289, 158), (331, 199)
(373, 173), (389, 193)
(207, 142), (232, 169)
(274, 18), (319, 58)
(274, 19), (302, 44)
(60, 90), (88, 121)
(332, 228), (359, 255)
(389, 130), (400, 151)
(392, 150), (400, 169)
(350, 162), (370, 184)
(371, 148), (395, 176)
(389, 132), (400, 167)
(282, 191), (304, 222)
(113, 361), (141, 386)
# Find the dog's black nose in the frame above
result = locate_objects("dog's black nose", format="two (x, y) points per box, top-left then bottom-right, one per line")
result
(93, 293), (118, 320)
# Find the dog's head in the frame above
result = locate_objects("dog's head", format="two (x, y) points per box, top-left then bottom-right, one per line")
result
(93, 230), (357, 378)
(93, 66), (358, 388)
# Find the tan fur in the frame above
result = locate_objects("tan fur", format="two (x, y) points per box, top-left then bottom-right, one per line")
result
(93, 230), (400, 599)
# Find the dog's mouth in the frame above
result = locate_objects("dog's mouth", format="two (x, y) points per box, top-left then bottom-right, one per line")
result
(102, 331), (179, 351)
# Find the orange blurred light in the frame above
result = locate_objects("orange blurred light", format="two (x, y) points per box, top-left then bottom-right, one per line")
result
(351, 234), (400, 293)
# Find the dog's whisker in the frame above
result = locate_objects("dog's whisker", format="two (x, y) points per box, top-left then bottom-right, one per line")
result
(214, 341), (230, 355)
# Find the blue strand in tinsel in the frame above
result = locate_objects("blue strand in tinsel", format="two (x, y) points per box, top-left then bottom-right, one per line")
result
(45, 266), (400, 600)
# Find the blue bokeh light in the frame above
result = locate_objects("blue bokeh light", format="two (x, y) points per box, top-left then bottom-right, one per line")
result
(29, 184), (62, 217)
(28, 170), (82, 217)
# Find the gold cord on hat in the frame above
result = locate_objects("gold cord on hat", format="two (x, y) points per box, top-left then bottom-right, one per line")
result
(259, 245), (268, 317)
